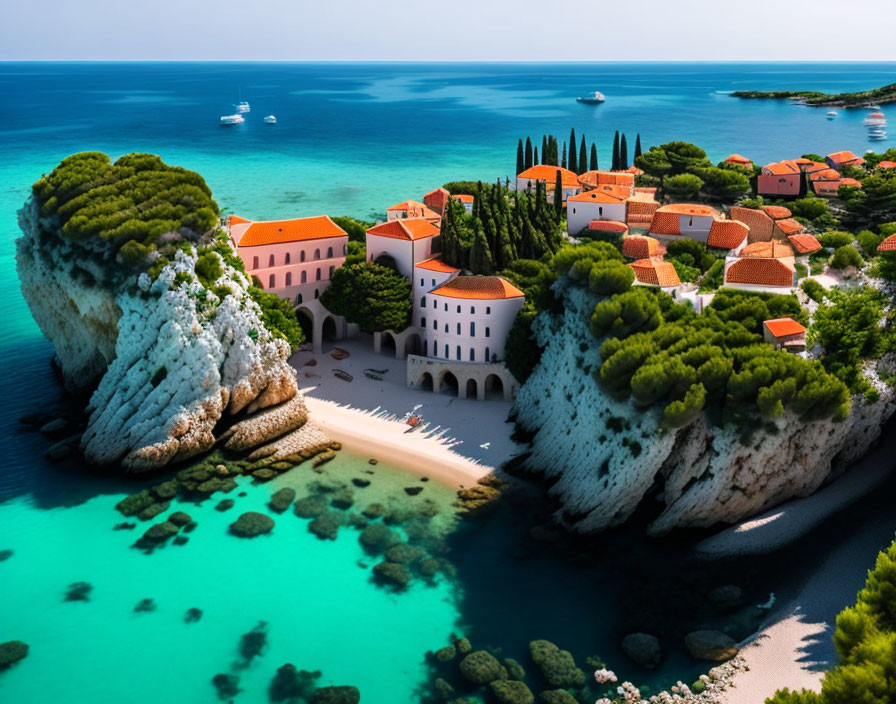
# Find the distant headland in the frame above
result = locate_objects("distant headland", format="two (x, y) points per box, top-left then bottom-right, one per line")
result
(731, 81), (896, 107)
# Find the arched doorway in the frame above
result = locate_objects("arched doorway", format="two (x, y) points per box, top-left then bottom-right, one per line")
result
(465, 378), (478, 399)
(380, 331), (397, 357)
(322, 316), (339, 342)
(484, 373), (504, 401)
(404, 333), (421, 356)
(419, 372), (434, 392)
(295, 307), (314, 346)
(440, 371), (459, 397)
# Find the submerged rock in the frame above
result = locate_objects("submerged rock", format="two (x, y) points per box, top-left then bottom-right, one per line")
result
(490, 679), (534, 704)
(137, 500), (170, 521)
(136, 520), (179, 548)
(372, 561), (411, 589)
(538, 690), (578, 704)
(229, 512), (274, 538)
(503, 657), (526, 681)
(385, 543), (424, 564)
(115, 490), (155, 517)
(151, 479), (179, 500)
(64, 581), (92, 602)
(0, 641), (29, 669)
(184, 608), (203, 623)
(351, 478), (370, 488)
(215, 499), (235, 512)
(134, 598), (156, 613)
(459, 650), (504, 685)
(310, 685), (360, 704)
(404, 486), (423, 496)
(211, 673), (241, 700)
(269, 663), (321, 703)
(528, 640), (584, 689)
(684, 630), (739, 661)
(621, 632), (662, 669)
(238, 621), (268, 664)
(269, 488), (296, 514)
(0, 549), (13, 561)
(172, 535), (189, 546)
(359, 523), (401, 554)
(294, 495), (328, 519)
(434, 645), (456, 662)
(361, 503), (385, 520)
(708, 585), (744, 612)
(168, 511), (192, 527)
(309, 512), (343, 541)
(330, 487), (354, 510)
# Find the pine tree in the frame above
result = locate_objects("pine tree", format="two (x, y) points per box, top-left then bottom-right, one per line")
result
(620, 134), (629, 170)
(634, 134), (643, 161)
(561, 142), (567, 169)
(568, 128), (577, 174)
(554, 169), (563, 219)
(612, 131), (620, 171)
(516, 139), (524, 175)
(524, 137), (533, 170)
(579, 136), (587, 175)
(590, 142), (598, 170)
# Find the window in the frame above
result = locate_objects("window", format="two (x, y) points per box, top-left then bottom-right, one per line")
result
(470, 322), (475, 336)
(456, 305), (461, 313)
(688, 217), (693, 227)
(444, 323), (448, 333)
(314, 248), (321, 260)
(269, 254), (275, 267)
(301, 271), (307, 284)
(572, 207), (576, 214)
(252, 256), (259, 269)
(327, 246), (333, 258)
(456, 322), (461, 334)
(485, 346), (490, 362)
(469, 349), (475, 361)
(343, 244), (347, 255)
(432, 299), (436, 309)
(486, 306), (491, 314)
(444, 344), (449, 358)
(420, 278), (424, 287)
(316, 268), (322, 281)
(432, 320), (437, 330)
(598, 206), (603, 216)
(423, 340), (428, 355)
(444, 303), (447, 312)
(300, 251), (306, 262)
(285, 252), (291, 265)
(420, 296), (426, 308)
(296, 293), (303, 304)
(470, 306), (476, 314)
(456, 346), (461, 361)
(431, 278), (435, 286)
(421, 317), (426, 328)
(433, 340), (437, 356)
(285, 272), (292, 286)
(314, 289), (319, 299)
(268, 274), (275, 288)
(485, 327), (490, 338)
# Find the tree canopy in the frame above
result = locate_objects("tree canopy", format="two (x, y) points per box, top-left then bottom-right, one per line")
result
(320, 262), (412, 333)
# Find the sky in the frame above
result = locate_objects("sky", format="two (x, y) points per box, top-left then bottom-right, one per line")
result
(1, 0), (895, 62)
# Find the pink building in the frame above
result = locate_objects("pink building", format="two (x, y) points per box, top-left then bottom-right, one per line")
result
(757, 160), (803, 197)
(229, 215), (348, 306)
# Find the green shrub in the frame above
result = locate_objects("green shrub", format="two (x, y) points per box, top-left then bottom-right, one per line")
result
(664, 173), (704, 200)
(857, 230), (883, 256)
(194, 251), (223, 288)
(801, 279), (825, 303)
(248, 287), (304, 351)
(819, 231), (854, 249)
(830, 245), (864, 270)
(321, 262), (412, 333)
(699, 259), (725, 292)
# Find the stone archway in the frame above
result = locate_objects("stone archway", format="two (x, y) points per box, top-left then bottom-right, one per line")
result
(465, 378), (478, 400)
(418, 372), (434, 392)
(380, 331), (397, 356)
(484, 373), (508, 401)
(296, 298), (347, 354)
(403, 332), (422, 357)
(438, 370), (459, 397)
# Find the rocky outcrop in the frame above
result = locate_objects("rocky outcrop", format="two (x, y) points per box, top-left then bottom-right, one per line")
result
(17, 198), (312, 473)
(514, 283), (896, 535)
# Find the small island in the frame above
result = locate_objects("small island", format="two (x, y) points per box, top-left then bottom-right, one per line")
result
(731, 81), (896, 107)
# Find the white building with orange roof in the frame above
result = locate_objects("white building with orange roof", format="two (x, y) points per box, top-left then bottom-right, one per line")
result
(515, 165), (581, 203)
(423, 187), (451, 214)
(386, 200), (441, 222)
(826, 150), (865, 171)
(578, 170), (636, 191)
(566, 184), (631, 234)
(365, 218), (441, 279)
(723, 241), (797, 293)
(630, 257), (681, 292)
(757, 160), (803, 197)
(229, 214), (349, 305)
(787, 233), (823, 256)
(724, 154), (754, 169)
(412, 257), (460, 328)
(763, 318), (807, 352)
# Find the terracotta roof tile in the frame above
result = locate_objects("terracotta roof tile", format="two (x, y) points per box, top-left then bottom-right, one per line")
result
(630, 257), (680, 287)
(774, 218), (806, 235)
(386, 200), (441, 219)
(726, 259), (795, 287)
(826, 150), (865, 166)
(430, 276), (524, 300)
(878, 161), (896, 169)
(787, 234), (823, 254)
(578, 170), (635, 189)
(725, 153), (753, 165)
(810, 168), (842, 182)
(707, 220), (749, 250)
(729, 207), (774, 242)
(764, 317), (806, 338)
(762, 160), (801, 176)
(366, 218), (440, 241)
(590, 220), (629, 234)
(568, 184), (631, 204)
(229, 214), (251, 226)
(622, 235), (664, 259)
(742, 241), (795, 259)
(415, 256), (460, 273)
(656, 203), (718, 217)
(840, 177), (862, 188)
(761, 205), (792, 220)
(233, 216), (347, 247)
(648, 211), (682, 235)
(450, 194), (474, 204)
(878, 234), (896, 252)
(517, 165), (580, 187)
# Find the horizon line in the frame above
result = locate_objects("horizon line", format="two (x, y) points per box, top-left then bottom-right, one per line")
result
(2, 59), (896, 65)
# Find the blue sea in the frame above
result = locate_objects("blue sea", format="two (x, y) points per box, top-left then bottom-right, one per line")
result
(1, 62), (895, 702)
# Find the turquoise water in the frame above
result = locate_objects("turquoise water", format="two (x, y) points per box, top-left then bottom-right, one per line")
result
(2, 63), (896, 701)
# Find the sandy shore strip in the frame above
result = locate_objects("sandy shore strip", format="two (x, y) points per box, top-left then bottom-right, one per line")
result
(292, 334), (524, 488)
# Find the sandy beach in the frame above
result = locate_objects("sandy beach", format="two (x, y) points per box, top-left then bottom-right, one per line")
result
(291, 335), (524, 488)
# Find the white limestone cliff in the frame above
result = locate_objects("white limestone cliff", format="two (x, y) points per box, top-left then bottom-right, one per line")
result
(17, 199), (304, 472)
(514, 283), (896, 535)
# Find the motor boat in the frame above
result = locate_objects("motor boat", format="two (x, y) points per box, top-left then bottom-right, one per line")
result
(576, 91), (605, 104)
(868, 129), (888, 141)
(826, 110), (838, 119)
(264, 115), (277, 124)
(220, 113), (245, 125)
(864, 112), (887, 127)
(235, 101), (250, 113)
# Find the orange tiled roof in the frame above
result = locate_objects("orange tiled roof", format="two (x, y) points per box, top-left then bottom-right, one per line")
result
(725, 153), (753, 166)
(649, 210), (682, 235)
(762, 160), (801, 176)
(415, 256), (460, 273)
(430, 276), (524, 300)
(774, 218), (806, 235)
(787, 234), (823, 254)
(450, 194), (474, 204)
(229, 214), (251, 226)
(840, 178), (862, 188)
(742, 241), (795, 259)
(826, 150), (865, 166)
(579, 170), (636, 189)
(879, 161), (896, 169)
(590, 220), (629, 234)
(366, 218), (441, 241)
(386, 200), (440, 219)
(630, 257), (680, 287)
(812, 180), (841, 197)
(707, 220), (749, 250)
(802, 161), (829, 174)
(568, 184), (631, 204)
(764, 317), (806, 338)
(626, 166), (645, 176)
(729, 207), (774, 242)
(810, 168), (842, 182)
(656, 203), (719, 217)
(878, 234), (896, 252)
(517, 165), (580, 187)
(761, 205), (792, 220)
(726, 258), (795, 287)
(622, 235), (664, 259)
(233, 216), (347, 247)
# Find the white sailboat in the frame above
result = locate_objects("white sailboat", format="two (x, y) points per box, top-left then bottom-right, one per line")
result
(264, 115), (277, 124)
(235, 101), (250, 113)
(220, 113), (245, 125)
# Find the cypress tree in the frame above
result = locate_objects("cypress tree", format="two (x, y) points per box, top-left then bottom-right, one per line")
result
(578, 136), (587, 175)
(561, 142), (567, 169)
(590, 142), (598, 170)
(542, 136), (548, 165)
(568, 128), (577, 174)
(634, 134), (643, 161)
(524, 137), (533, 170)
(534, 146), (539, 165)
(516, 139), (524, 175)
(612, 131), (620, 171)
(549, 136), (558, 165)
(620, 134), (629, 170)
(554, 169), (563, 219)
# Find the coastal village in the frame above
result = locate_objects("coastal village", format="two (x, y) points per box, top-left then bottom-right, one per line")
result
(225, 145), (896, 396)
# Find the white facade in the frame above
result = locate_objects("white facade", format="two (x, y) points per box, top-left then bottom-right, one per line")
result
(412, 265), (457, 328)
(567, 200), (627, 236)
(366, 233), (436, 280)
